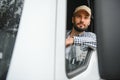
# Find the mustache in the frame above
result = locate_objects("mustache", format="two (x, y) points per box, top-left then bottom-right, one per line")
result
(77, 21), (83, 25)
(76, 21), (84, 26)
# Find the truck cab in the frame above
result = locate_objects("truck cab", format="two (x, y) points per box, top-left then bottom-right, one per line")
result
(0, 0), (120, 80)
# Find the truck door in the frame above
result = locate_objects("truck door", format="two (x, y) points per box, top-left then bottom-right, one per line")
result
(55, 0), (100, 80)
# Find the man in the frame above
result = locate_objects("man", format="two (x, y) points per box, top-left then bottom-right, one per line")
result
(66, 5), (96, 65)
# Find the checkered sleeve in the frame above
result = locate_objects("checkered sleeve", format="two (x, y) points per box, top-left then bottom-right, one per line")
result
(74, 32), (97, 50)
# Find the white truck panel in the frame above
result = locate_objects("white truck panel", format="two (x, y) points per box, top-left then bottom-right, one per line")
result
(6, 0), (57, 80)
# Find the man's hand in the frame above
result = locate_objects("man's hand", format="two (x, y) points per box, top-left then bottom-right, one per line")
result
(66, 37), (74, 47)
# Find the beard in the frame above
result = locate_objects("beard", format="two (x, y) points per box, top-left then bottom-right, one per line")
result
(73, 24), (88, 32)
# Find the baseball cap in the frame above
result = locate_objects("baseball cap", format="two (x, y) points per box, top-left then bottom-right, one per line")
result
(74, 5), (91, 16)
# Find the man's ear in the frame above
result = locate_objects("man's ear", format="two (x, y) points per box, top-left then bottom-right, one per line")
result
(88, 21), (90, 26)
(88, 19), (91, 26)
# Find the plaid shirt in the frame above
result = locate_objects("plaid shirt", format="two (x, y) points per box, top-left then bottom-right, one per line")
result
(66, 31), (97, 61)
(66, 31), (97, 51)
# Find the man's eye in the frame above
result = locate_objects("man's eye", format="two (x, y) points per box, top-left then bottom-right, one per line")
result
(75, 15), (81, 17)
(84, 16), (89, 19)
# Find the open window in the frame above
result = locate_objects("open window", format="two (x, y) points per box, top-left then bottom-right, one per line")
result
(0, 0), (24, 79)
(65, 0), (95, 78)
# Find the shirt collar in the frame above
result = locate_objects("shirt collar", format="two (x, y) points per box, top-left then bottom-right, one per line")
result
(66, 30), (86, 37)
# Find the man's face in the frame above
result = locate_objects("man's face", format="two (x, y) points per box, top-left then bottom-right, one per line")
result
(72, 10), (91, 32)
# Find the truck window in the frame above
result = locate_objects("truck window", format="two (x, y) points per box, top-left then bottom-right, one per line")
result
(0, 0), (24, 79)
(65, 0), (95, 78)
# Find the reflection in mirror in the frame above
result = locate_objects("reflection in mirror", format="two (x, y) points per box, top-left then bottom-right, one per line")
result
(66, 45), (88, 72)
(0, 0), (24, 79)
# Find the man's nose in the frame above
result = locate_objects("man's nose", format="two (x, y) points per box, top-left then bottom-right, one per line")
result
(81, 17), (85, 22)
(80, 18), (84, 23)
